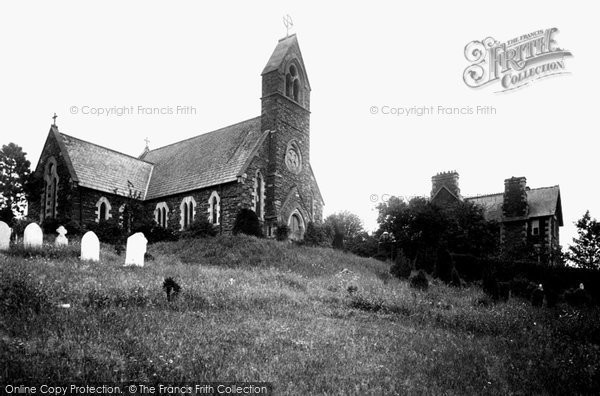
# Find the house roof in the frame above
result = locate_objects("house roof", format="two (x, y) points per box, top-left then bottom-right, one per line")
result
(465, 186), (562, 225)
(58, 131), (154, 199)
(142, 117), (264, 200)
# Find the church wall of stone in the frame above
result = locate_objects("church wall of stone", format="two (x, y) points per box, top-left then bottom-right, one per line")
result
(143, 181), (252, 234)
(31, 131), (79, 224)
(262, 60), (322, 232)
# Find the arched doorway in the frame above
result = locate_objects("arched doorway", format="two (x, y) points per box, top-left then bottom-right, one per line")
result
(288, 211), (305, 241)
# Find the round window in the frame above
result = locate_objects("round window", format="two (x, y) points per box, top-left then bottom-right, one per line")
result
(285, 141), (302, 173)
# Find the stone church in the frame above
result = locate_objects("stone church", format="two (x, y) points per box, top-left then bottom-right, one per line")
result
(430, 171), (563, 255)
(29, 34), (324, 240)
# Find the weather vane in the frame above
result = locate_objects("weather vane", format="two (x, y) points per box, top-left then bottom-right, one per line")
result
(283, 14), (293, 37)
(52, 113), (58, 126)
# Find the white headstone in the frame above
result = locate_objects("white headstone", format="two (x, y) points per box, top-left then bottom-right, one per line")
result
(0, 221), (10, 251)
(55, 225), (68, 246)
(81, 231), (100, 262)
(125, 232), (147, 267)
(23, 223), (43, 249)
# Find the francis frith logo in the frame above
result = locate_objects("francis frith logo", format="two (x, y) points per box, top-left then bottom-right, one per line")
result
(463, 28), (572, 92)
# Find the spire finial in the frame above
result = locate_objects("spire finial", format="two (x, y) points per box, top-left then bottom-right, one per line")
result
(52, 113), (58, 127)
(283, 14), (293, 37)
(144, 137), (150, 150)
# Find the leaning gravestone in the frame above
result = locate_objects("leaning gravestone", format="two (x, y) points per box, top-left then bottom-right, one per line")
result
(81, 231), (100, 262)
(125, 232), (147, 267)
(55, 225), (68, 246)
(24, 222), (43, 249)
(0, 221), (10, 251)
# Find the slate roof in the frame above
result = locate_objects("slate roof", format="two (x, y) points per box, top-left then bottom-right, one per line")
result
(465, 186), (562, 225)
(59, 132), (154, 199)
(143, 117), (265, 200)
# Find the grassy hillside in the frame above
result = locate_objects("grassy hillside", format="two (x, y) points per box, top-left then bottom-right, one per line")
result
(1, 235), (599, 394)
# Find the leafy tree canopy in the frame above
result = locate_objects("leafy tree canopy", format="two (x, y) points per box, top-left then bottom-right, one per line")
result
(0, 143), (31, 219)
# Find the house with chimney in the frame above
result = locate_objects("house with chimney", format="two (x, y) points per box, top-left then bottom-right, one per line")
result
(430, 171), (563, 259)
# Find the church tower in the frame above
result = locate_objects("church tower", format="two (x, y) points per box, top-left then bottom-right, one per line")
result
(261, 34), (321, 239)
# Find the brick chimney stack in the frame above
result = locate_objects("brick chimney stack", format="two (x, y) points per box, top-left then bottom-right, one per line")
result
(502, 176), (528, 218)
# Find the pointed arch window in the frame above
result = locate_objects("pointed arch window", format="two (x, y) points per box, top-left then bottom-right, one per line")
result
(44, 157), (59, 219)
(154, 202), (169, 228)
(254, 171), (265, 221)
(285, 64), (301, 103)
(95, 197), (112, 223)
(180, 196), (196, 230)
(208, 191), (221, 225)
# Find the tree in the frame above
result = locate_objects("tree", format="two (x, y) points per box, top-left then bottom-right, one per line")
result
(375, 196), (500, 271)
(324, 211), (365, 250)
(0, 143), (31, 219)
(232, 208), (263, 237)
(568, 211), (600, 270)
(303, 221), (330, 247)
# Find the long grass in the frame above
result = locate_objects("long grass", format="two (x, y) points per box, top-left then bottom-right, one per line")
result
(1, 235), (599, 394)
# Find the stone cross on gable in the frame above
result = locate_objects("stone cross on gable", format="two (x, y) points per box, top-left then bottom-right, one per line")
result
(52, 113), (58, 126)
(144, 137), (150, 148)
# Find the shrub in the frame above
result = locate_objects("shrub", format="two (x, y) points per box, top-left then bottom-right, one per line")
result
(181, 217), (217, 239)
(41, 217), (61, 235)
(146, 225), (180, 243)
(450, 267), (463, 287)
(0, 206), (14, 223)
(510, 276), (537, 300)
(10, 218), (34, 241)
(435, 248), (453, 283)
(232, 208), (262, 237)
(531, 286), (544, 307)
(275, 223), (290, 241)
(332, 231), (344, 250)
(64, 219), (83, 236)
(497, 281), (510, 302)
(409, 270), (429, 291)
(85, 220), (125, 245)
(482, 270), (499, 301)
(564, 287), (592, 307)
(544, 275), (560, 308)
(390, 249), (412, 279)
(303, 221), (330, 247)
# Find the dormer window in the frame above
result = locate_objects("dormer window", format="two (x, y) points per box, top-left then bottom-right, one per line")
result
(285, 64), (301, 102)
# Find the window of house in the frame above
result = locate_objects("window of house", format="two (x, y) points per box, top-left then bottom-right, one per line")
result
(95, 197), (112, 223)
(180, 196), (196, 230)
(154, 202), (169, 228)
(531, 219), (540, 236)
(208, 191), (220, 225)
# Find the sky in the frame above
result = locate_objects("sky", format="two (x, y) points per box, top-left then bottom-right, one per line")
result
(0, 1), (597, 251)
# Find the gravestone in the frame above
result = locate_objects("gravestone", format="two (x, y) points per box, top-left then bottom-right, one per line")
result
(125, 232), (147, 267)
(24, 223), (43, 249)
(81, 231), (100, 262)
(0, 221), (10, 251)
(55, 225), (68, 246)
